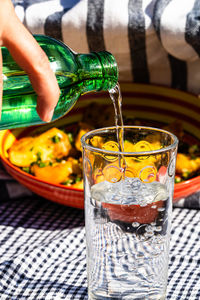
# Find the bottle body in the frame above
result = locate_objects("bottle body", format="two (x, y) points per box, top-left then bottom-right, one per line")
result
(1, 35), (118, 130)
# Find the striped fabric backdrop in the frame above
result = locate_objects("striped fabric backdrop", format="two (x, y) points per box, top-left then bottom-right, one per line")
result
(12, 0), (200, 95)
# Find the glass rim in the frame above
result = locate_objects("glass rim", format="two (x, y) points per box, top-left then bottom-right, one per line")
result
(81, 125), (178, 156)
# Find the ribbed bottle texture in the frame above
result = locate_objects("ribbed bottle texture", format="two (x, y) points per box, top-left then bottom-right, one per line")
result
(1, 35), (118, 130)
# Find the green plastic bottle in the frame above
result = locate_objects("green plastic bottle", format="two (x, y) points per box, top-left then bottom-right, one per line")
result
(1, 35), (118, 130)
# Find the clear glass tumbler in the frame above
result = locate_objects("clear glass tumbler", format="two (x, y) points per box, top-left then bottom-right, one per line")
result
(81, 126), (178, 300)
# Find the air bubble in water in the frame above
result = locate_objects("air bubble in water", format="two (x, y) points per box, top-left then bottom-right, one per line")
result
(132, 222), (140, 228)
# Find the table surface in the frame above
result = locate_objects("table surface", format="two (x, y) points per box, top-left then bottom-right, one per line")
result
(0, 168), (199, 299)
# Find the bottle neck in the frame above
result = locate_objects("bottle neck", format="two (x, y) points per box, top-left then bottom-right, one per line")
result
(76, 51), (118, 92)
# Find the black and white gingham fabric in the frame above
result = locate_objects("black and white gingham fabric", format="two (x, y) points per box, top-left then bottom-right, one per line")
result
(12, 0), (200, 95)
(167, 208), (200, 300)
(0, 197), (87, 299)
(0, 163), (199, 299)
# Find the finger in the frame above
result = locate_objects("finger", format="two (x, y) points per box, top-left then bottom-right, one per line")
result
(2, 9), (60, 122)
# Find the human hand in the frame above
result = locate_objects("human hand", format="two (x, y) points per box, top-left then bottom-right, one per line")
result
(0, 0), (60, 122)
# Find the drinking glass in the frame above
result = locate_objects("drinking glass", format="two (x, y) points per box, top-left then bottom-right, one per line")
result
(81, 126), (178, 300)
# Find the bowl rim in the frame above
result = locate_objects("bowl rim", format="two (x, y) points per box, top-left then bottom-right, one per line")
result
(175, 174), (200, 188)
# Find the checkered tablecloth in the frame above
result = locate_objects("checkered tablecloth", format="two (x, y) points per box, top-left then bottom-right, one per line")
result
(0, 164), (199, 299)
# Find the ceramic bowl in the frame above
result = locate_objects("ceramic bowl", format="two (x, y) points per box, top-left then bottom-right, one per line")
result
(0, 83), (199, 208)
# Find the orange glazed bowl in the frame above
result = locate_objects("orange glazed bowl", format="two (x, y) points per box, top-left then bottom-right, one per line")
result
(0, 83), (199, 208)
